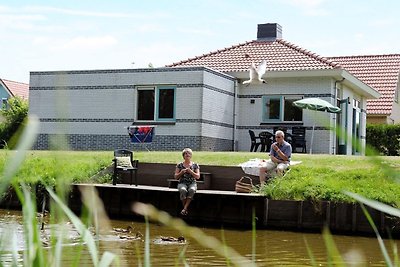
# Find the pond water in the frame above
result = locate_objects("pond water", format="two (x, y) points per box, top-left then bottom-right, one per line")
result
(0, 209), (396, 266)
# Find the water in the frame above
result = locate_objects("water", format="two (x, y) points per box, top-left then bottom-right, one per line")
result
(0, 209), (395, 266)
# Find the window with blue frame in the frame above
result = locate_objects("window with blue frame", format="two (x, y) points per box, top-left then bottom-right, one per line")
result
(1, 98), (8, 110)
(262, 96), (303, 122)
(137, 86), (175, 121)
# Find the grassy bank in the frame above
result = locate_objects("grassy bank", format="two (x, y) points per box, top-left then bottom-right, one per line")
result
(1, 150), (399, 205)
(0, 150), (112, 185)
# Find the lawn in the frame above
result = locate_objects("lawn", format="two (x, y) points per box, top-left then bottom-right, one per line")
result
(0, 150), (399, 205)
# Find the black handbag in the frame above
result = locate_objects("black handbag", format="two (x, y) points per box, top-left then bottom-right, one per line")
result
(235, 176), (253, 193)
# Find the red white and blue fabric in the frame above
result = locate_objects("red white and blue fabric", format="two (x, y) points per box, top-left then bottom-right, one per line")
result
(128, 126), (155, 143)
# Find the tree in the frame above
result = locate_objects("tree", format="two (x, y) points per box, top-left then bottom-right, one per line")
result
(0, 96), (29, 149)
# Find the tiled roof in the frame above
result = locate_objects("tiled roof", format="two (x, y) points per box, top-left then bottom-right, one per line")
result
(168, 38), (400, 117)
(167, 39), (341, 72)
(328, 55), (400, 115)
(1, 79), (29, 100)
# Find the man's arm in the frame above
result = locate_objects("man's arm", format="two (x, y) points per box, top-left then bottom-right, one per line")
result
(275, 149), (289, 161)
(271, 143), (289, 162)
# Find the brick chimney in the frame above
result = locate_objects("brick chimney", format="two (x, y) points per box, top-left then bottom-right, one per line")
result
(257, 23), (282, 41)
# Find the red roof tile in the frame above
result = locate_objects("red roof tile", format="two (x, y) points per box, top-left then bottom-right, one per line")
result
(328, 55), (400, 115)
(168, 38), (399, 117)
(167, 39), (341, 72)
(1, 79), (29, 100)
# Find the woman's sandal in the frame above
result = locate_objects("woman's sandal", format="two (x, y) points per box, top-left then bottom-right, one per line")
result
(180, 209), (188, 216)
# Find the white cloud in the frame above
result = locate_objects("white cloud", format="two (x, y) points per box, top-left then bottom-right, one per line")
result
(369, 18), (396, 27)
(289, 0), (326, 8)
(50, 35), (118, 51)
(23, 5), (171, 20)
(132, 23), (166, 33)
(23, 6), (132, 18)
(285, 0), (329, 16)
(0, 13), (46, 30)
(354, 33), (364, 40)
(177, 27), (214, 36)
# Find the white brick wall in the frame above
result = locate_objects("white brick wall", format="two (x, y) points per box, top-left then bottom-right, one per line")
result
(236, 77), (337, 153)
(29, 67), (236, 150)
(30, 89), (135, 119)
(29, 67), (368, 154)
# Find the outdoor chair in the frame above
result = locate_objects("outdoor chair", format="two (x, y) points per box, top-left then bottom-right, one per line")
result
(291, 126), (307, 153)
(249, 130), (262, 152)
(113, 149), (139, 186)
(259, 131), (274, 152)
(273, 126), (287, 136)
(285, 132), (294, 145)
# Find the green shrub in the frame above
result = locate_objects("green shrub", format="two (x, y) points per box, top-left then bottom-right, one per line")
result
(366, 124), (400, 156)
(0, 96), (29, 149)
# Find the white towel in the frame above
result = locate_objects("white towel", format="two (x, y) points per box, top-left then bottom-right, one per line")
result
(239, 159), (302, 176)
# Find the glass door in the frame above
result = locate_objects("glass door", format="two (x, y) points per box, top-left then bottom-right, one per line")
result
(337, 97), (348, 154)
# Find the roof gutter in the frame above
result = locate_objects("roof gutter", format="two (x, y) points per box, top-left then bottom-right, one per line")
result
(340, 69), (380, 99)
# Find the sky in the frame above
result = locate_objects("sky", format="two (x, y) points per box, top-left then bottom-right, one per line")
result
(1, 0), (399, 84)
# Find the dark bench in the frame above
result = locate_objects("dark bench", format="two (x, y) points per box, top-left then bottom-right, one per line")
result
(167, 172), (211, 190)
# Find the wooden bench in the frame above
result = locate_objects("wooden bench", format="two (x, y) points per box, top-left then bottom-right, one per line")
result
(167, 172), (211, 190)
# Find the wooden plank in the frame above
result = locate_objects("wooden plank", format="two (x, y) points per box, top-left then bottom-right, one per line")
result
(65, 184), (400, 236)
(136, 163), (246, 191)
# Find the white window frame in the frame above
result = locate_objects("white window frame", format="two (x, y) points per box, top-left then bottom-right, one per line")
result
(262, 95), (303, 123)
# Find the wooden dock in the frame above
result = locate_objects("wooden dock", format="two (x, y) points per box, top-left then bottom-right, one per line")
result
(68, 183), (400, 237)
(1, 162), (398, 237)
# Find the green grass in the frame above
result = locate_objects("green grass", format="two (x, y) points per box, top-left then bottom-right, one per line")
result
(0, 150), (399, 205)
(260, 154), (400, 205)
(0, 150), (112, 186)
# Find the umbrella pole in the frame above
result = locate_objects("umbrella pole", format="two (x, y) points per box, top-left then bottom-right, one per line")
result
(310, 110), (316, 154)
(310, 124), (315, 154)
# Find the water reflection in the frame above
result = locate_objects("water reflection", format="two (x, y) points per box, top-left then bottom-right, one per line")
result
(0, 209), (395, 266)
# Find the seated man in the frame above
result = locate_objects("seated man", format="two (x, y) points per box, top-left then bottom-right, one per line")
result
(259, 130), (292, 184)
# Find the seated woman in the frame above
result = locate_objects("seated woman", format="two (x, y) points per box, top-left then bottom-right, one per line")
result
(174, 148), (200, 216)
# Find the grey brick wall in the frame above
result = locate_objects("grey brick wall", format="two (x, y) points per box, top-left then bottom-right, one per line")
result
(33, 134), (233, 151)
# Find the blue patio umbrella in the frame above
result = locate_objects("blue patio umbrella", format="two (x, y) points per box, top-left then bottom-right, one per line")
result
(293, 98), (341, 154)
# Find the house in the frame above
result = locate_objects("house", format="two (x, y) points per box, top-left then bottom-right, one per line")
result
(327, 55), (400, 124)
(0, 78), (29, 109)
(29, 23), (380, 154)
(168, 23), (380, 155)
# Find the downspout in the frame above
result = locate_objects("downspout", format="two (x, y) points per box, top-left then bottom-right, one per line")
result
(334, 78), (345, 98)
(233, 79), (238, 151)
(334, 78), (345, 155)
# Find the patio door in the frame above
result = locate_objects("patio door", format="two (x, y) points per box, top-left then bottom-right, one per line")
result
(352, 99), (362, 155)
(336, 98), (349, 154)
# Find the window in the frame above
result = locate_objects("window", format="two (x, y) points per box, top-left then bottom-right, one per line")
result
(262, 96), (281, 121)
(1, 98), (8, 110)
(137, 86), (175, 121)
(262, 96), (303, 122)
(137, 88), (154, 120)
(157, 88), (175, 119)
(284, 97), (302, 121)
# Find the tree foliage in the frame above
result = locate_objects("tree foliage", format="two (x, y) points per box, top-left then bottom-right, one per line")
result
(0, 96), (29, 149)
